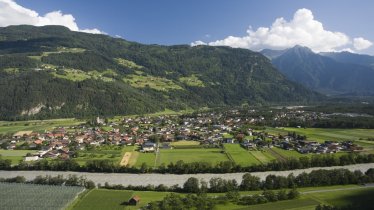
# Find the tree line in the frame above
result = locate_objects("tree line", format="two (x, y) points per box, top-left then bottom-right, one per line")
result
(0, 174), (95, 189)
(1, 152), (374, 174)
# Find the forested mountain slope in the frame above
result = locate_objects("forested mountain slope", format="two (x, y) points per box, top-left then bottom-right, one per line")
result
(0, 25), (320, 120)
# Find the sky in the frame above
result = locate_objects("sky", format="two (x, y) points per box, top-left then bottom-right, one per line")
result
(1, 0), (374, 54)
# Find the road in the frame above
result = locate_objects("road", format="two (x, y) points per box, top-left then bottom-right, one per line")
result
(1, 163), (373, 187)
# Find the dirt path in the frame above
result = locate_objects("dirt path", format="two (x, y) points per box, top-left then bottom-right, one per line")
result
(120, 152), (132, 166)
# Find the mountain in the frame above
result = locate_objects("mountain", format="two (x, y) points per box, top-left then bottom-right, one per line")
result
(321, 51), (374, 69)
(0, 25), (320, 120)
(260, 48), (287, 60)
(264, 46), (374, 96)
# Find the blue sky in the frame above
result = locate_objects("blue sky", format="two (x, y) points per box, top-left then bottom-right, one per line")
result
(3, 0), (374, 54)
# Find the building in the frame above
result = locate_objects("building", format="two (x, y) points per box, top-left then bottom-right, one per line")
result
(128, 195), (140, 205)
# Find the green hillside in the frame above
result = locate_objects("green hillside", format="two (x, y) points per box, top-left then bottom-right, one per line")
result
(0, 25), (321, 120)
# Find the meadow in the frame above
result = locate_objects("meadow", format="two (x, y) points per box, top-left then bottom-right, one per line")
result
(70, 185), (374, 210)
(0, 118), (84, 135)
(0, 149), (38, 165)
(267, 127), (374, 142)
(71, 189), (168, 210)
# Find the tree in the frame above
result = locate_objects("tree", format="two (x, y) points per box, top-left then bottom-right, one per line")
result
(183, 177), (200, 193)
(262, 190), (278, 202)
(287, 188), (300, 199)
(240, 173), (261, 190)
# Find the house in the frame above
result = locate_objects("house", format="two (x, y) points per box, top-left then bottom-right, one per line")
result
(24, 156), (39, 162)
(142, 142), (156, 152)
(128, 195), (140, 205)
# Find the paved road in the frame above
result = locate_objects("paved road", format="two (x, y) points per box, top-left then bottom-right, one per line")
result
(1, 163), (374, 187)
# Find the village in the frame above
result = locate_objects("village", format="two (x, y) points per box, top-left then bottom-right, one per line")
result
(0, 108), (364, 164)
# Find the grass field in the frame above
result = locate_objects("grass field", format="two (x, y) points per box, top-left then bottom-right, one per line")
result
(133, 152), (156, 167)
(223, 144), (261, 166)
(249, 149), (277, 164)
(71, 189), (168, 210)
(156, 148), (229, 166)
(0, 118), (84, 135)
(267, 127), (374, 142)
(270, 147), (307, 159)
(0, 149), (38, 164)
(74, 146), (128, 166)
(123, 74), (183, 91)
(71, 185), (374, 210)
(170, 140), (200, 146)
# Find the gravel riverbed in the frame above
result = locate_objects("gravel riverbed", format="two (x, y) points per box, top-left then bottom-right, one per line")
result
(1, 163), (374, 187)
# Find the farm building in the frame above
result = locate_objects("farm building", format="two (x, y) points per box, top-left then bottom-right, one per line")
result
(128, 195), (140, 205)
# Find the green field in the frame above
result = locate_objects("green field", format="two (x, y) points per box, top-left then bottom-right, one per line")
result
(170, 140), (200, 146)
(74, 146), (127, 166)
(249, 149), (277, 163)
(267, 127), (374, 142)
(0, 149), (38, 164)
(0, 118), (84, 135)
(71, 185), (374, 210)
(223, 144), (261, 166)
(156, 148), (229, 166)
(71, 189), (168, 210)
(270, 147), (308, 159)
(133, 152), (156, 167)
(123, 74), (183, 91)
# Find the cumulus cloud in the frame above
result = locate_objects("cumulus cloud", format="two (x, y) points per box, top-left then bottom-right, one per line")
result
(353, 37), (373, 51)
(194, 8), (371, 52)
(0, 0), (104, 34)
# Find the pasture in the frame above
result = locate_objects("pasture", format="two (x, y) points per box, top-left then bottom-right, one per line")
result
(71, 189), (168, 210)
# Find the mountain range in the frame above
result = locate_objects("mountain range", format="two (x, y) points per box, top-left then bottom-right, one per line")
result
(261, 46), (374, 96)
(0, 25), (320, 120)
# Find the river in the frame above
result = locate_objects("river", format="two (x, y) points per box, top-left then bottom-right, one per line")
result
(1, 163), (374, 187)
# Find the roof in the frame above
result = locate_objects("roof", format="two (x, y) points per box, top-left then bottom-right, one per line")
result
(129, 195), (140, 202)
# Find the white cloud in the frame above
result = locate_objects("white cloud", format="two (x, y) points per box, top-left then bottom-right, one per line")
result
(353, 37), (373, 50)
(0, 0), (104, 34)
(196, 8), (371, 52)
(191, 40), (207, 46)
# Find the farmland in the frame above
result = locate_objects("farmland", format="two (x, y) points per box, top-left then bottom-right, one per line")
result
(71, 189), (168, 210)
(156, 148), (229, 166)
(75, 145), (130, 166)
(0, 118), (83, 135)
(0, 149), (38, 165)
(69, 185), (374, 210)
(0, 182), (85, 210)
(223, 144), (261, 166)
(267, 127), (374, 142)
